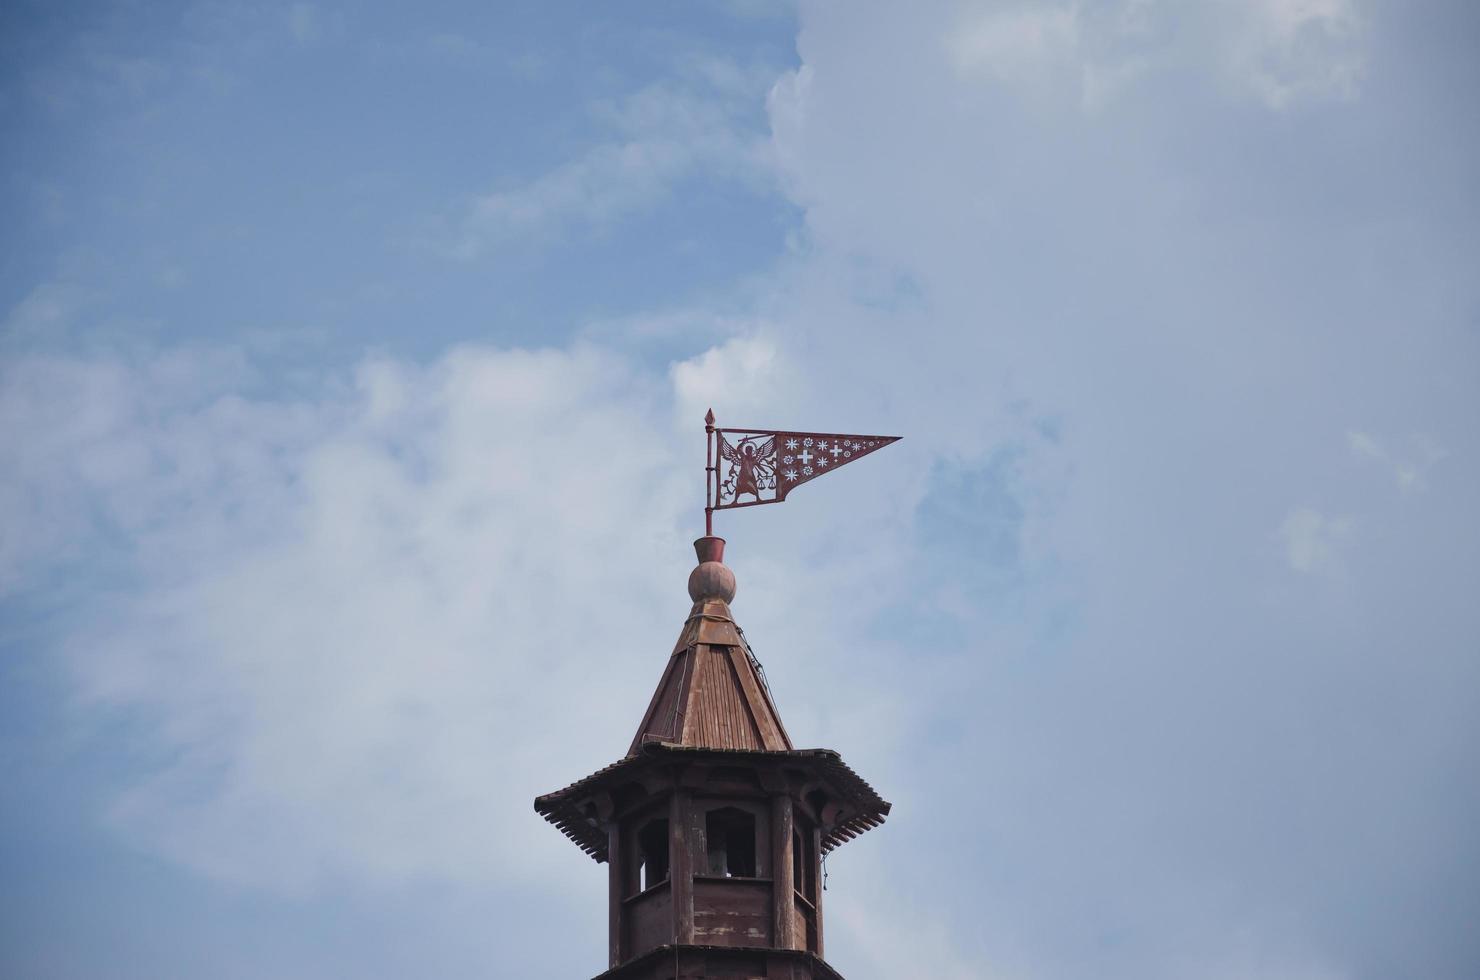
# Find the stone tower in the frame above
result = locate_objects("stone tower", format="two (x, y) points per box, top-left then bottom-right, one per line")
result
(534, 536), (890, 979)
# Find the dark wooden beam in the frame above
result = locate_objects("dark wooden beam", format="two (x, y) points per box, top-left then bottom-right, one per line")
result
(608, 824), (624, 967)
(773, 794), (797, 950)
(671, 789), (695, 945)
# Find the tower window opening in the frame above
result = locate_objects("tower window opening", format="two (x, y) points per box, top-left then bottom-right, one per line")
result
(638, 818), (669, 891)
(705, 807), (757, 878)
(794, 826), (815, 899)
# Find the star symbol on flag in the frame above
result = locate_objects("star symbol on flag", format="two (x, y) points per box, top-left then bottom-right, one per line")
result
(784, 469), (798, 481)
(786, 439), (798, 451)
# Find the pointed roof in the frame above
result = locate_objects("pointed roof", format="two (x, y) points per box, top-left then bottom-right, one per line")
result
(628, 537), (792, 755)
(533, 535), (890, 862)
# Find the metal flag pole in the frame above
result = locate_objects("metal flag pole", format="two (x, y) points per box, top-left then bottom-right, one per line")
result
(704, 408), (716, 536)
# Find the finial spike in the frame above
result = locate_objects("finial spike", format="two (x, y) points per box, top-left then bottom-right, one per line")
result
(705, 408), (715, 426)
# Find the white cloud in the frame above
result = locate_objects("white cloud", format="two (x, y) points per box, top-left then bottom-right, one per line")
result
(2, 280), (88, 343)
(1235, 0), (1365, 108)
(1347, 429), (1447, 492)
(670, 332), (793, 427)
(288, 3), (319, 45)
(6, 343), (703, 890)
(1345, 429), (1382, 459)
(462, 140), (691, 248)
(1280, 506), (1350, 573)
(759, 12), (1478, 972)
(5, 333), (925, 899)
(947, 5), (1081, 86)
(942, 0), (1367, 110)
(3, 324), (953, 904)
(456, 60), (779, 255)
(0, 347), (254, 592)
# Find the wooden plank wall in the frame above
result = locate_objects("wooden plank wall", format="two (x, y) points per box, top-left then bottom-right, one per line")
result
(692, 877), (772, 947)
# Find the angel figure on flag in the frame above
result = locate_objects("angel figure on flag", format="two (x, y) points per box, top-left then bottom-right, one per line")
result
(719, 434), (776, 503)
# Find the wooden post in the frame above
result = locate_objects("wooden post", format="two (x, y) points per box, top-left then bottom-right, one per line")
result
(772, 795), (797, 949)
(607, 825), (624, 967)
(671, 789), (695, 944)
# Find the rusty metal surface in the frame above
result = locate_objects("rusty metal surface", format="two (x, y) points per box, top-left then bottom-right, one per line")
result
(632, 634), (788, 756)
(670, 600), (743, 652)
(713, 428), (899, 510)
(702, 409), (900, 531)
(631, 591), (790, 757)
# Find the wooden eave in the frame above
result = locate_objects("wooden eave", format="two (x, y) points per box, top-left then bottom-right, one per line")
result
(591, 944), (845, 980)
(533, 744), (891, 863)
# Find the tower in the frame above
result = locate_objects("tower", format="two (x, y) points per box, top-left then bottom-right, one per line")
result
(534, 535), (890, 980)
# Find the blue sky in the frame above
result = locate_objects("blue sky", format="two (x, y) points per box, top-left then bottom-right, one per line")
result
(2, 2), (1478, 978)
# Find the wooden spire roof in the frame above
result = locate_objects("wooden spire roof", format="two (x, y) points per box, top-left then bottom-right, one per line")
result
(533, 535), (891, 863)
(628, 537), (792, 755)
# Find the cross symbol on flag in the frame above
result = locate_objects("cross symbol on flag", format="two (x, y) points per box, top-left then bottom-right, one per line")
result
(703, 409), (900, 532)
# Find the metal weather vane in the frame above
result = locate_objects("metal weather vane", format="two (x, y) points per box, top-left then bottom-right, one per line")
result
(703, 408), (900, 534)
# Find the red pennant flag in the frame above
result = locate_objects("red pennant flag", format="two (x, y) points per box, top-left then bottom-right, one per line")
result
(705, 410), (900, 517)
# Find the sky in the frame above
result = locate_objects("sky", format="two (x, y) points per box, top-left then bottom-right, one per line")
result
(1, 1), (1478, 978)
